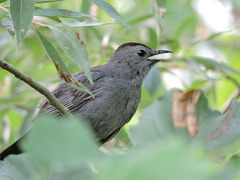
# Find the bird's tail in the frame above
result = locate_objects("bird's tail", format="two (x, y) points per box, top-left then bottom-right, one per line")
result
(0, 139), (22, 160)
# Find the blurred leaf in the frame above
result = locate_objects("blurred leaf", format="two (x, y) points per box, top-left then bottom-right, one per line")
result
(18, 108), (35, 138)
(130, 89), (176, 146)
(197, 99), (240, 154)
(90, 0), (128, 26)
(7, 109), (24, 144)
(155, 0), (166, 7)
(10, 0), (35, 45)
(0, 154), (47, 180)
(21, 117), (102, 166)
(128, 14), (153, 25)
(34, 8), (90, 18)
(81, 0), (91, 14)
(35, 29), (93, 95)
(2, 17), (13, 27)
(191, 56), (240, 75)
(0, 154), (95, 180)
(36, 0), (63, 3)
(144, 67), (161, 95)
(131, 89), (240, 156)
(216, 154), (240, 180)
(175, 15), (197, 39)
(188, 80), (208, 89)
(205, 28), (235, 41)
(62, 20), (106, 27)
(98, 138), (215, 180)
(161, 39), (180, 52)
(0, 0), (8, 3)
(147, 28), (158, 48)
(49, 26), (93, 83)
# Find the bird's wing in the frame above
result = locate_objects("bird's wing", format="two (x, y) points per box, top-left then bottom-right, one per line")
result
(35, 70), (103, 118)
(99, 128), (121, 144)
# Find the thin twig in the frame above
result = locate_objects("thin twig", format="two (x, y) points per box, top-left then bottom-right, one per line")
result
(0, 59), (70, 117)
(0, 4), (9, 13)
(222, 72), (240, 113)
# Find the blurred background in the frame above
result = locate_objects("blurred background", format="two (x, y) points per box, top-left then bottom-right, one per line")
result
(0, 0), (240, 150)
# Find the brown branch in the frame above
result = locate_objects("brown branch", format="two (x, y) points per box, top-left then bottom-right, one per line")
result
(0, 58), (70, 116)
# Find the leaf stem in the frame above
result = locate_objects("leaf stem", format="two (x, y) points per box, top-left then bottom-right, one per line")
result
(32, 21), (49, 27)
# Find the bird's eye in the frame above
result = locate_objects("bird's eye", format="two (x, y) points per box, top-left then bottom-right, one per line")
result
(137, 50), (146, 56)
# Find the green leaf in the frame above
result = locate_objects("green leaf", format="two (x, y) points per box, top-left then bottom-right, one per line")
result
(21, 117), (102, 166)
(0, 153), (95, 180)
(128, 14), (154, 25)
(10, 0), (35, 45)
(175, 15), (198, 39)
(155, 0), (166, 7)
(34, 6), (62, 22)
(99, 138), (215, 180)
(130, 89), (177, 146)
(36, 0), (63, 3)
(191, 56), (240, 75)
(90, 0), (128, 27)
(0, 154), (47, 180)
(130, 89), (240, 156)
(0, 0), (8, 3)
(62, 20), (106, 27)
(197, 99), (240, 154)
(35, 29), (93, 96)
(144, 67), (161, 95)
(49, 26), (93, 84)
(188, 80), (208, 89)
(206, 28), (235, 41)
(34, 8), (90, 18)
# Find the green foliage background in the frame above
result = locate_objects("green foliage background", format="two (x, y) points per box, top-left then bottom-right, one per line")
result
(0, 0), (240, 179)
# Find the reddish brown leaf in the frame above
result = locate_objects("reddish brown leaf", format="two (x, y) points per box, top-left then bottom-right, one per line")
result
(172, 90), (201, 137)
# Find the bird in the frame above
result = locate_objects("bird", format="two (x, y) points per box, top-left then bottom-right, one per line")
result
(0, 42), (172, 160)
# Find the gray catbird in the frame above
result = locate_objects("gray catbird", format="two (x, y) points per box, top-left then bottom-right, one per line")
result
(0, 42), (172, 160)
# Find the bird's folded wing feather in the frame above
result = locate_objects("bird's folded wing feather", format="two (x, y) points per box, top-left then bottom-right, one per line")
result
(35, 70), (103, 119)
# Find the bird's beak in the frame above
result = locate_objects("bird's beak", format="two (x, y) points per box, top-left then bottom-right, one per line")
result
(148, 49), (173, 62)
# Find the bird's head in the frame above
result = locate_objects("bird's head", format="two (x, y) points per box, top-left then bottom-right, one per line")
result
(108, 42), (172, 78)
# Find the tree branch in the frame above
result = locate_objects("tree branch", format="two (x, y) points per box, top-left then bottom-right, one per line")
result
(0, 58), (70, 116)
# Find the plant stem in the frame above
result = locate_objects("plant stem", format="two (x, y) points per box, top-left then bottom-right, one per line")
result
(0, 4), (9, 13)
(0, 58), (70, 117)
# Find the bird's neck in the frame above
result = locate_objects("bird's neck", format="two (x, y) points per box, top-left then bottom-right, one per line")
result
(105, 61), (146, 88)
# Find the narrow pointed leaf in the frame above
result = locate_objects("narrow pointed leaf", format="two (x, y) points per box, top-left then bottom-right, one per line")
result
(49, 26), (93, 84)
(34, 8), (90, 18)
(35, 29), (93, 96)
(36, 0), (63, 3)
(10, 0), (35, 45)
(62, 20), (106, 27)
(90, 0), (128, 27)
(191, 56), (240, 75)
(0, 0), (8, 3)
